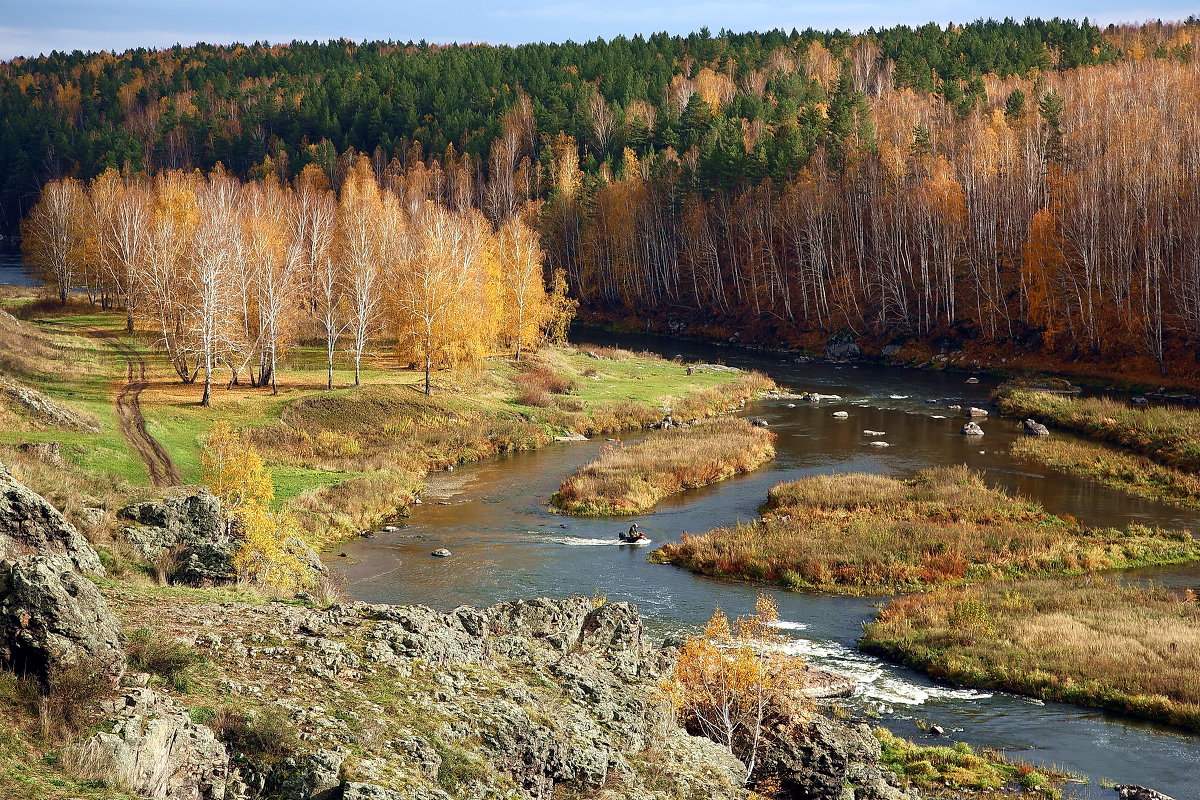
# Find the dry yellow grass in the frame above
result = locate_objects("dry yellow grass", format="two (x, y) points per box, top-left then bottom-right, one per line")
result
(551, 417), (777, 515)
(650, 465), (1200, 593)
(861, 578), (1200, 730)
(1012, 436), (1200, 509)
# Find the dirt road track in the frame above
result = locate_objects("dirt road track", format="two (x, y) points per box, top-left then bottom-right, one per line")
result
(88, 329), (182, 487)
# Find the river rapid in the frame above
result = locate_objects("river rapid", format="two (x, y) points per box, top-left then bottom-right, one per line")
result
(332, 333), (1198, 798)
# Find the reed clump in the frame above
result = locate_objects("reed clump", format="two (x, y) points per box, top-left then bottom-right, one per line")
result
(551, 417), (776, 515)
(861, 578), (1200, 731)
(1012, 436), (1200, 509)
(650, 465), (1200, 593)
(997, 388), (1200, 471)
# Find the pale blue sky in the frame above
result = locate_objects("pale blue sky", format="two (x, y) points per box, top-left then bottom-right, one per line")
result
(2, 1), (1194, 60)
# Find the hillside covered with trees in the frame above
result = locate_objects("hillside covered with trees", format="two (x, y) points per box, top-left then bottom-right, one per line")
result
(7, 18), (1200, 377)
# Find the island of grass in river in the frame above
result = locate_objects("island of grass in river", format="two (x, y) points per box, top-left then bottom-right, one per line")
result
(860, 578), (1200, 731)
(550, 416), (776, 515)
(649, 465), (1200, 594)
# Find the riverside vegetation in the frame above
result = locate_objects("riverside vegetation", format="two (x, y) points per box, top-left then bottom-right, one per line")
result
(649, 466), (1200, 594)
(0, 460), (1076, 800)
(550, 414), (776, 515)
(0, 291), (770, 554)
(860, 579), (1200, 732)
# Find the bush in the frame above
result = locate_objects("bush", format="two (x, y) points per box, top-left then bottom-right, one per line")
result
(209, 706), (300, 763)
(125, 627), (205, 692)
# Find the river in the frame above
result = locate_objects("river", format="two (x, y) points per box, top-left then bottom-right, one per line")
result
(0, 249), (40, 287)
(336, 332), (1200, 798)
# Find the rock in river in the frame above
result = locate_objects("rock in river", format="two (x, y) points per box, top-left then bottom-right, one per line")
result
(1023, 418), (1050, 436)
(431, 548), (452, 558)
(961, 422), (985, 436)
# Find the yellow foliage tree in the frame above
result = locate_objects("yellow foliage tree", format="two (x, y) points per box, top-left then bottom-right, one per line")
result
(200, 422), (314, 592)
(658, 595), (808, 784)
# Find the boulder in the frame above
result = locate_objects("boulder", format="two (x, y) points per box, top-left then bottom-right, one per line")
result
(1023, 419), (1050, 436)
(431, 548), (452, 558)
(965, 407), (989, 418)
(119, 488), (323, 587)
(0, 554), (125, 679)
(67, 687), (236, 800)
(824, 332), (861, 362)
(1115, 787), (1177, 800)
(832, 411), (849, 418)
(750, 418), (770, 427)
(266, 749), (343, 800)
(0, 465), (103, 574)
(759, 715), (916, 800)
(16, 441), (62, 465)
(961, 422), (985, 436)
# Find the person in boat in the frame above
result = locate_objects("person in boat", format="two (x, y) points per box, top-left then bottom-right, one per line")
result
(622, 522), (645, 542)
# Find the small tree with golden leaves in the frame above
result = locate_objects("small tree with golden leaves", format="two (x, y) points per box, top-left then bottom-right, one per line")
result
(200, 422), (313, 592)
(658, 595), (808, 785)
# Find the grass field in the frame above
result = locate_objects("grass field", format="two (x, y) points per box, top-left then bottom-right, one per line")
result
(0, 290), (765, 543)
(861, 578), (1200, 731)
(649, 465), (1200, 594)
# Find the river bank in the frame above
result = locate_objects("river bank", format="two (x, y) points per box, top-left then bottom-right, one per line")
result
(860, 578), (1200, 733)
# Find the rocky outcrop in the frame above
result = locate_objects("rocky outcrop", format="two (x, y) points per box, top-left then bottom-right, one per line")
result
(0, 554), (125, 679)
(119, 488), (235, 585)
(16, 441), (63, 465)
(1023, 419), (1050, 436)
(1116, 787), (1177, 800)
(119, 488), (323, 587)
(0, 374), (100, 432)
(760, 715), (916, 800)
(68, 687), (236, 800)
(0, 464), (103, 574)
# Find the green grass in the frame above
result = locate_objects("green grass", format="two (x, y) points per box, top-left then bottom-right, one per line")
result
(876, 728), (1069, 798)
(650, 465), (1200, 594)
(861, 578), (1200, 731)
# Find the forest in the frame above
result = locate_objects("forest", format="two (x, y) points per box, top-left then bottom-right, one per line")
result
(6, 17), (1200, 374)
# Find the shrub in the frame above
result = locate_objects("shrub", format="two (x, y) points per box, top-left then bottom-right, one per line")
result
(209, 706), (300, 763)
(125, 627), (206, 692)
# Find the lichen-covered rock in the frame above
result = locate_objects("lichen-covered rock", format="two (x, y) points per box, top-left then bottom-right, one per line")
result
(0, 464), (103, 574)
(69, 687), (237, 800)
(0, 554), (125, 679)
(759, 715), (917, 800)
(266, 748), (343, 800)
(119, 488), (237, 585)
(119, 488), (323, 587)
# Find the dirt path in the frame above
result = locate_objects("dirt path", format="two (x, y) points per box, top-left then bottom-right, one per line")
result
(88, 328), (182, 487)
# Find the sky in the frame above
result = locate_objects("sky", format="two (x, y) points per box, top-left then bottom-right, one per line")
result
(2, 0), (1195, 60)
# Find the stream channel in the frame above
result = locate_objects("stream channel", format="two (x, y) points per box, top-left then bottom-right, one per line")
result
(334, 332), (1200, 799)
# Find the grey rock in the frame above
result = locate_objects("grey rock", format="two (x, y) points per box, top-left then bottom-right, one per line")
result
(760, 715), (914, 800)
(824, 332), (861, 362)
(431, 548), (452, 558)
(1116, 787), (1177, 800)
(16, 441), (62, 465)
(1023, 419), (1050, 436)
(965, 406), (989, 418)
(880, 345), (902, 358)
(961, 422), (985, 436)
(0, 554), (125, 679)
(67, 688), (235, 800)
(0, 375), (99, 432)
(119, 488), (323, 587)
(0, 464), (103, 574)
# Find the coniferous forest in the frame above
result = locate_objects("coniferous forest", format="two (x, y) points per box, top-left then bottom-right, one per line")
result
(6, 18), (1200, 375)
